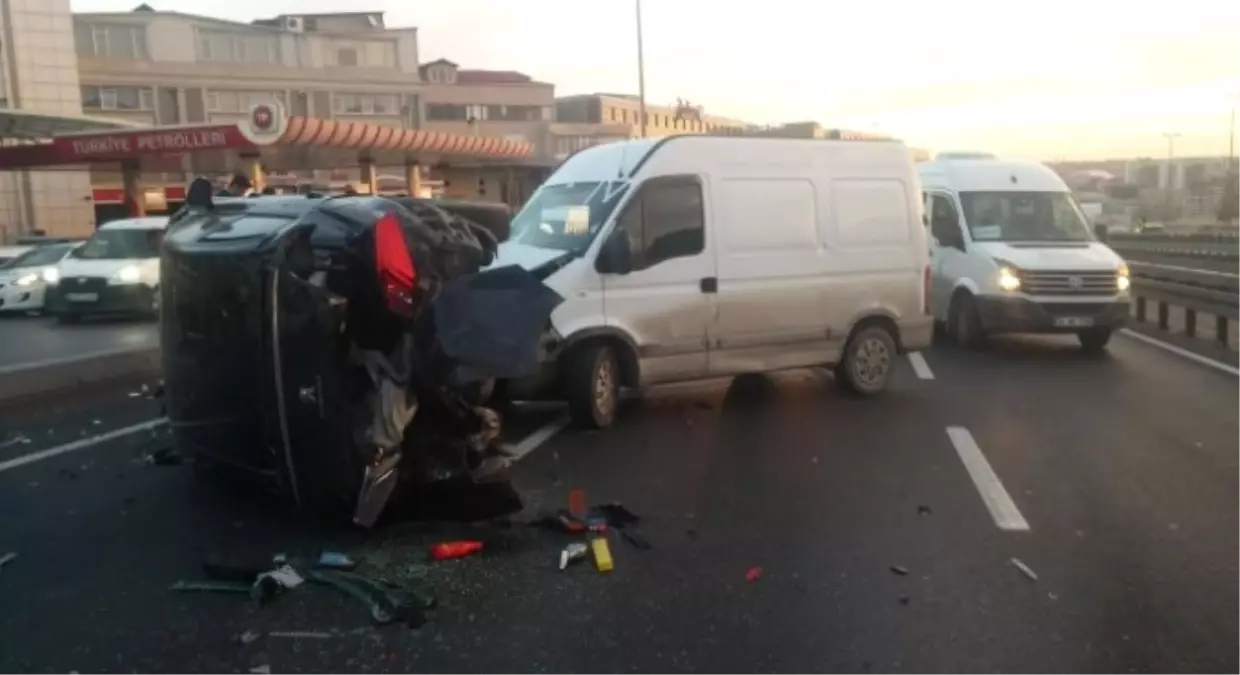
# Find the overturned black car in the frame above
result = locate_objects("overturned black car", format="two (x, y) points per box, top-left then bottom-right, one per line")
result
(160, 179), (558, 527)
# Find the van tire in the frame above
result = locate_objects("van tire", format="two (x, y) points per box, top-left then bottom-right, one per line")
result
(564, 343), (620, 429)
(836, 325), (897, 396)
(950, 294), (986, 349)
(1078, 328), (1112, 354)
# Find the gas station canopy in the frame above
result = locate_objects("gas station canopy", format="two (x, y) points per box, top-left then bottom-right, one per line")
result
(0, 102), (534, 171)
(0, 109), (137, 141)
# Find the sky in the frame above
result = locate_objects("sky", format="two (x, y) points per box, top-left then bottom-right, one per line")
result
(70, 0), (1240, 161)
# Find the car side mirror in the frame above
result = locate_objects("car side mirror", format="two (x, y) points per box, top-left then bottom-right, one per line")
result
(1093, 223), (1108, 243)
(595, 232), (633, 275)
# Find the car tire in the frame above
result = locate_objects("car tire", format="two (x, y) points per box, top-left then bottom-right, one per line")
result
(1078, 328), (1112, 354)
(835, 325), (898, 396)
(950, 294), (986, 349)
(564, 343), (620, 429)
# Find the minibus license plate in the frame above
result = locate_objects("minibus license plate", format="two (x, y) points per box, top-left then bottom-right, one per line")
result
(66, 292), (98, 302)
(1054, 316), (1094, 328)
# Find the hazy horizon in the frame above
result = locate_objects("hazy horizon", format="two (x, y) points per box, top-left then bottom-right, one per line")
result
(70, 0), (1240, 162)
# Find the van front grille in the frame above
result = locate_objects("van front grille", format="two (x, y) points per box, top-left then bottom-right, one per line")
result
(1020, 270), (1117, 296)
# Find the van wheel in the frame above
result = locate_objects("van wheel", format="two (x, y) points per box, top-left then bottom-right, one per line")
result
(1078, 328), (1112, 354)
(564, 343), (620, 429)
(950, 294), (986, 349)
(836, 325), (897, 395)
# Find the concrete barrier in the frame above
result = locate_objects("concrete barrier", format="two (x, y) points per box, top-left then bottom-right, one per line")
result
(0, 346), (161, 404)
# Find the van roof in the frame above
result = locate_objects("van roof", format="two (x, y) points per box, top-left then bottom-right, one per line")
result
(918, 158), (1067, 193)
(98, 216), (171, 231)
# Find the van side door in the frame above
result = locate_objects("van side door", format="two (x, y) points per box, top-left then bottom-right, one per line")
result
(597, 174), (715, 385)
(926, 191), (968, 320)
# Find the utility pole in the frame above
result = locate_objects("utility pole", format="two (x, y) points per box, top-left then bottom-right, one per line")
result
(1162, 131), (1181, 221)
(636, 0), (647, 139)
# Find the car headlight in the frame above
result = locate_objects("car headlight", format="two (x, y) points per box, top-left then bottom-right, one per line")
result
(997, 266), (1021, 292)
(1116, 264), (1130, 292)
(14, 273), (38, 287)
(113, 265), (142, 284)
(42, 267), (59, 284)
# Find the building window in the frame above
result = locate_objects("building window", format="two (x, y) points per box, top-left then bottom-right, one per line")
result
(326, 40), (396, 68)
(74, 23), (148, 59)
(426, 104), (466, 120)
(81, 85), (155, 111)
(332, 93), (400, 115)
(207, 89), (287, 113)
(484, 105), (543, 122)
(197, 29), (279, 65)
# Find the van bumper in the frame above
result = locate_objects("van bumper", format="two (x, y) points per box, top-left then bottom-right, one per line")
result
(897, 315), (935, 352)
(975, 296), (1130, 334)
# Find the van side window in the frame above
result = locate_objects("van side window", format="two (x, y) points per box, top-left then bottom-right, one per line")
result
(929, 194), (963, 246)
(617, 175), (705, 270)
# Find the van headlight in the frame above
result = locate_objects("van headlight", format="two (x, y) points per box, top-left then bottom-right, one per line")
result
(42, 267), (59, 285)
(14, 273), (39, 287)
(1116, 264), (1130, 292)
(110, 265), (142, 285)
(997, 266), (1022, 292)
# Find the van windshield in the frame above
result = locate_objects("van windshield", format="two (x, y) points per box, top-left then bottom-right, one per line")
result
(959, 191), (1094, 242)
(509, 180), (631, 253)
(72, 229), (165, 260)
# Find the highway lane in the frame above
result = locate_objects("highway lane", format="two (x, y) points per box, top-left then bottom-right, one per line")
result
(0, 315), (157, 368)
(0, 337), (1235, 673)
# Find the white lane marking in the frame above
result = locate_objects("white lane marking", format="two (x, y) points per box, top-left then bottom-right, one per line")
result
(0, 413), (572, 475)
(0, 418), (167, 474)
(0, 346), (155, 376)
(945, 426), (1030, 532)
(1118, 329), (1240, 377)
(907, 352), (935, 380)
(503, 416), (570, 462)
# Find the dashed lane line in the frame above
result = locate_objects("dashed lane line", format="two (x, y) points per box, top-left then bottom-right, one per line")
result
(945, 426), (1030, 532)
(907, 352), (935, 380)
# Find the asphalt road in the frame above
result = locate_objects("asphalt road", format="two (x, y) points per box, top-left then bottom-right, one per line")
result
(0, 333), (1235, 673)
(0, 314), (158, 368)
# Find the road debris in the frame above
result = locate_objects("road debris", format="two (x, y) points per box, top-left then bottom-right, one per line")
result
(317, 551), (357, 570)
(1010, 557), (1039, 582)
(430, 540), (484, 561)
(559, 542), (589, 570)
(898, 596), (910, 605)
(745, 566), (763, 582)
(238, 630), (261, 645)
(592, 537), (614, 573)
(143, 447), (183, 466)
(917, 505), (932, 516)
(268, 631), (334, 640)
(169, 580), (252, 594)
(262, 565), (305, 590)
(249, 664), (271, 674)
(0, 435), (30, 448)
(890, 565), (910, 576)
(306, 569), (431, 627)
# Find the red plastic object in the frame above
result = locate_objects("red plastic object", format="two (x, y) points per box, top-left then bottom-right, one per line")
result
(430, 540), (484, 561)
(373, 211), (418, 317)
(568, 489), (587, 520)
(745, 566), (763, 582)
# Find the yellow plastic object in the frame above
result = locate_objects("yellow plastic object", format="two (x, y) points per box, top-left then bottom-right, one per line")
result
(591, 537), (613, 573)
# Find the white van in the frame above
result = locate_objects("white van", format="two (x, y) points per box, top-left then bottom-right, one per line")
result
(495, 135), (933, 428)
(48, 216), (169, 323)
(918, 157), (1129, 352)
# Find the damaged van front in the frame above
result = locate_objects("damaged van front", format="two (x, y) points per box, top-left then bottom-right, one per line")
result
(161, 180), (561, 527)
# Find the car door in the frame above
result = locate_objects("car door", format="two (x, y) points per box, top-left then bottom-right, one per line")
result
(926, 192), (968, 320)
(599, 174), (715, 385)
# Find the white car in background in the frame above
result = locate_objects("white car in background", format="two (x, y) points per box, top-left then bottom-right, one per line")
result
(47, 216), (169, 323)
(0, 242), (78, 314)
(0, 246), (32, 267)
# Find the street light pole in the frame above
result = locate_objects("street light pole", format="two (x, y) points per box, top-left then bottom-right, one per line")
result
(636, 0), (647, 139)
(1162, 131), (1181, 220)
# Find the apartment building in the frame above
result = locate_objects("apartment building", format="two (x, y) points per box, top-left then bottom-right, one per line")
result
(555, 93), (749, 139)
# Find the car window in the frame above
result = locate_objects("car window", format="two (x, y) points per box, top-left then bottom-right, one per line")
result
(615, 176), (705, 271)
(73, 229), (164, 260)
(5, 244), (72, 267)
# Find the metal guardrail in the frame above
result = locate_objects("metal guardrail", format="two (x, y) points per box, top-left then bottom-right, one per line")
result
(1109, 232), (1239, 261)
(1128, 261), (1239, 345)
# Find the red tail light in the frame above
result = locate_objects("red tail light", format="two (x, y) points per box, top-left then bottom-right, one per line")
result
(374, 212), (418, 318)
(923, 264), (932, 315)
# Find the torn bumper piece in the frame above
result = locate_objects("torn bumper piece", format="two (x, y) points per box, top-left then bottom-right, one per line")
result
(161, 186), (562, 527)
